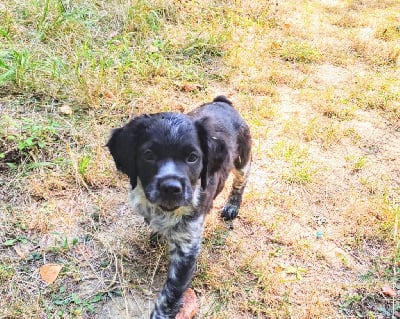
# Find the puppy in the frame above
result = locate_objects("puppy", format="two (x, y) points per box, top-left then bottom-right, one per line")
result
(107, 96), (251, 319)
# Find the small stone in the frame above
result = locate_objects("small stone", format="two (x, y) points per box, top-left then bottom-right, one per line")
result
(59, 104), (73, 115)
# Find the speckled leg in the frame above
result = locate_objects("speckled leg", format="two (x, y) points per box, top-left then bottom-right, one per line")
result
(221, 160), (251, 220)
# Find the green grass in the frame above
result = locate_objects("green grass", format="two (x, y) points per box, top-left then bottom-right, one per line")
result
(0, 0), (231, 107)
(345, 155), (368, 172)
(272, 140), (318, 184)
(275, 39), (322, 63)
(0, 116), (62, 162)
(0, 263), (15, 283)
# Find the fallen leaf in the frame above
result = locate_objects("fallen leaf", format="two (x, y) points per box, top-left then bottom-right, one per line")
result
(382, 285), (396, 297)
(382, 285), (397, 297)
(40, 264), (63, 284)
(181, 83), (202, 92)
(14, 245), (26, 259)
(271, 42), (281, 50)
(104, 90), (116, 100)
(175, 288), (198, 319)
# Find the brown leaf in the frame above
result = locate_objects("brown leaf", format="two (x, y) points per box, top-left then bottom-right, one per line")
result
(271, 42), (281, 50)
(181, 83), (202, 93)
(40, 263), (63, 284)
(14, 245), (26, 259)
(382, 285), (397, 297)
(104, 90), (116, 100)
(175, 288), (198, 319)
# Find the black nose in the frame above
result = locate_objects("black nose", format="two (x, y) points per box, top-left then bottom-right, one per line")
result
(159, 178), (183, 196)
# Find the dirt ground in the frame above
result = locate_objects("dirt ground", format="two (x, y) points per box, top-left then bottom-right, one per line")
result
(1, 0), (400, 318)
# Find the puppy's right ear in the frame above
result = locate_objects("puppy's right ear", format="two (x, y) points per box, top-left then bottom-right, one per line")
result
(107, 126), (137, 188)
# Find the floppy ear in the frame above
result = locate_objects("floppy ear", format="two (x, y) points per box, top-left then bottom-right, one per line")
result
(195, 117), (228, 189)
(107, 125), (138, 188)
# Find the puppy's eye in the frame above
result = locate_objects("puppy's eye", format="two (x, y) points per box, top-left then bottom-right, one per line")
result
(143, 150), (155, 162)
(187, 152), (199, 163)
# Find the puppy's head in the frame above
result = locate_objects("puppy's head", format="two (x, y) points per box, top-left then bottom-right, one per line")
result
(107, 113), (227, 211)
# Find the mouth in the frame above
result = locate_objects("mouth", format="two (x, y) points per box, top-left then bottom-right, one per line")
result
(145, 189), (191, 212)
(159, 204), (180, 211)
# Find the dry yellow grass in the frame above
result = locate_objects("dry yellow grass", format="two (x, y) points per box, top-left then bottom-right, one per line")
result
(1, 0), (400, 318)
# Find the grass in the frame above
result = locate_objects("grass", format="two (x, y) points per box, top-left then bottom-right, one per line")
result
(345, 155), (368, 172)
(271, 140), (318, 184)
(1, 0), (400, 318)
(275, 39), (322, 64)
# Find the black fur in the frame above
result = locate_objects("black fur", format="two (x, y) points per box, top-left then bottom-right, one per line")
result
(107, 96), (251, 319)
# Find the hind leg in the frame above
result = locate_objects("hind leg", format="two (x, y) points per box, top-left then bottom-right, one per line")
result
(221, 159), (251, 221)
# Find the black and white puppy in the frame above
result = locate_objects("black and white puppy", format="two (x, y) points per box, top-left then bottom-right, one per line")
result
(107, 96), (251, 319)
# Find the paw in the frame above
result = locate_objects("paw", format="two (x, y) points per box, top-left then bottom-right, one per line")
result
(150, 310), (168, 319)
(221, 203), (239, 220)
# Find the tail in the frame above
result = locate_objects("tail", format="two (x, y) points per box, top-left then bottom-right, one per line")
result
(213, 95), (233, 106)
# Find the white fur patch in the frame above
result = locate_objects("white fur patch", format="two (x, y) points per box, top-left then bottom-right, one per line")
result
(191, 180), (202, 208)
(129, 179), (196, 236)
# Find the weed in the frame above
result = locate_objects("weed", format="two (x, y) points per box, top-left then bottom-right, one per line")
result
(272, 140), (309, 161)
(358, 89), (400, 117)
(3, 235), (28, 247)
(282, 162), (317, 184)
(339, 292), (363, 315)
(125, 1), (162, 36)
(276, 40), (322, 63)
(0, 49), (33, 87)
(176, 34), (226, 63)
(302, 117), (357, 148)
(345, 155), (368, 172)
(50, 286), (104, 316)
(322, 101), (358, 121)
(0, 116), (61, 164)
(205, 227), (230, 248)
(77, 154), (91, 178)
(48, 233), (80, 253)
(272, 140), (318, 184)
(350, 33), (400, 67)
(0, 264), (15, 283)
(329, 10), (365, 28)
(339, 289), (400, 319)
(374, 19), (400, 42)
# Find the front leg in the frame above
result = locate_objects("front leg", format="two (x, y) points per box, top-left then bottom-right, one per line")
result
(221, 161), (251, 221)
(151, 216), (204, 319)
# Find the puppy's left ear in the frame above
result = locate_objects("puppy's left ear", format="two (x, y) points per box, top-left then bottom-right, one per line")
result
(195, 117), (229, 189)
